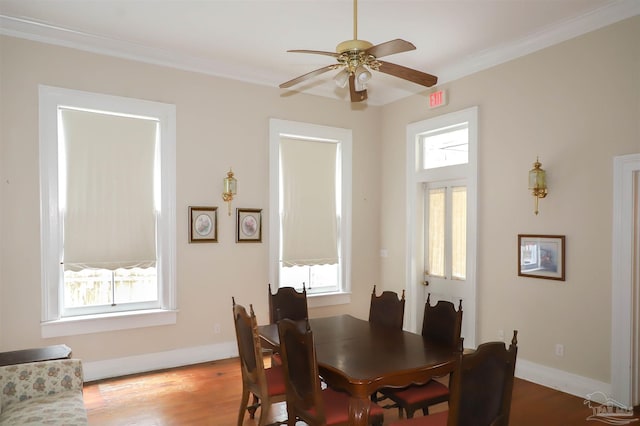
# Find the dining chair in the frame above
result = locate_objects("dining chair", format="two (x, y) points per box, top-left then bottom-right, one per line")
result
(277, 318), (385, 426)
(232, 297), (287, 426)
(368, 285), (406, 403)
(268, 283), (309, 366)
(368, 285), (405, 330)
(268, 283), (308, 323)
(379, 294), (463, 418)
(388, 330), (519, 426)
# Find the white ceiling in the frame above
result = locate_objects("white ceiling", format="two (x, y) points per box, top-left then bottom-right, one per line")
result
(1, 0), (638, 106)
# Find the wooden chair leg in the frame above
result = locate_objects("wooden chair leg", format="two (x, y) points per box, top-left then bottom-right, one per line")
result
(258, 399), (270, 426)
(248, 393), (260, 419)
(406, 407), (417, 419)
(238, 388), (250, 426)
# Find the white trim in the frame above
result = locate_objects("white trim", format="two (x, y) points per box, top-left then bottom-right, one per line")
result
(307, 292), (351, 309)
(268, 119), (352, 301)
(516, 358), (612, 404)
(405, 107), (478, 348)
(611, 153), (640, 408)
(83, 341), (238, 382)
(41, 309), (178, 338)
(38, 85), (177, 334)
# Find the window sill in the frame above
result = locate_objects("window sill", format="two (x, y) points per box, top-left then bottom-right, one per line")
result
(307, 292), (351, 309)
(41, 309), (178, 338)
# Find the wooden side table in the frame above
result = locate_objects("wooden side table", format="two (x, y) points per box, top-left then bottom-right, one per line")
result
(0, 344), (72, 367)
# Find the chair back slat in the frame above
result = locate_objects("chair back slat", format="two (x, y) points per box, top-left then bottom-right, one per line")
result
(369, 285), (406, 330)
(422, 293), (463, 350)
(231, 297), (287, 425)
(232, 299), (267, 392)
(277, 318), (327, 425)
(268, 283), (308, 323)
(448, 331), (518, 426)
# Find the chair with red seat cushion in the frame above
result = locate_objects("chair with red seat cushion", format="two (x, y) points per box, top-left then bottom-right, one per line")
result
(277, 317), (384, 426)
(388, 331), (519, 426)
(268, 283), (308, 324)
(267, 283), (309, 367)
(232, 298), (287, 426)
(380, 294), (462, 418)
(368, 285), (405, 330)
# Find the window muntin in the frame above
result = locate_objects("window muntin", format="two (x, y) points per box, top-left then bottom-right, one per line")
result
(39, 85), (176, 331)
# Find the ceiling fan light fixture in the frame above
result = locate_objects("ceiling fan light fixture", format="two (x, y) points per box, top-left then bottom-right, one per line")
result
(334, 69), (350, 88)
(355, 66), (372, 84)
(354, 77), (367, 92)
(279, 0), (438, 102)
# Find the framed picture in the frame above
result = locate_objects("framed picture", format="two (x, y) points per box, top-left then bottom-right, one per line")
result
(236, 208), (262, 243)
(189, 206), (218, 243)
(518, 234), (565, 281)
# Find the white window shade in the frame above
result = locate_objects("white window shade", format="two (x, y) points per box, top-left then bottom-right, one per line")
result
(280, 137), (338, 266)
(61, 108), (157, 271)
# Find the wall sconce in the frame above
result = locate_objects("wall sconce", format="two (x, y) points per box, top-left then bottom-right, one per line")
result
(222, 168), (237, 216)
(528, 157), (547, 215)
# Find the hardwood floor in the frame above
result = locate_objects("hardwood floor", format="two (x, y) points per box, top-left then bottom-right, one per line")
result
(84, 358), (637, 425)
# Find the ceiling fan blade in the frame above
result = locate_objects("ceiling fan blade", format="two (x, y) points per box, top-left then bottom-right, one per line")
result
(349, 74), (368, 102)
(366, 39), (416, 59)
(287, 49), (340, 57)
(377, 61), (438, 87)
(280, 64), (340, 89)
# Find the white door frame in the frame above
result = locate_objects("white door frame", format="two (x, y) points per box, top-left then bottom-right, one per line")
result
(611, 153), (640, 408)
(405, 106), (478, 348)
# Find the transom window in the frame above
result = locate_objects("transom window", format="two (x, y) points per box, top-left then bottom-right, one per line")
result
(421, 122), (469, 170)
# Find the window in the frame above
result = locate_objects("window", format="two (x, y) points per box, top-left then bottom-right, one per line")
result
(421, 123), (469, 170)
(39, 86), (177, 337)
(269, 119), (351, 306)
(426, 183), (467, 280)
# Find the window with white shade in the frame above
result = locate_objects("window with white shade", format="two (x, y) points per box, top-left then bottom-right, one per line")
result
(269, 119), (352, 304)
(39, 86), (176, 336)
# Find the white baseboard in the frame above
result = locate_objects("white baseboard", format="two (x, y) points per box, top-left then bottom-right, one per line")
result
(84, 344), (612, 403)
(83, 341), (238, 382)
(516, 358), (612, 402)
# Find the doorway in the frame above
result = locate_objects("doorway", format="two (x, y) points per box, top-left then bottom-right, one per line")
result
(611, 153), (640, 408)
(405, 107), (478, 348)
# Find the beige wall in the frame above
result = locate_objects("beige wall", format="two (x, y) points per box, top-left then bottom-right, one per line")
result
(0, 36), (382, 362)
(1, 15), (638, 386)
(379, 16), (640, 384)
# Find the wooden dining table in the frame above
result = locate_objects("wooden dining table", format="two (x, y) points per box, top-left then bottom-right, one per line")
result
(258, 314), (459, 426)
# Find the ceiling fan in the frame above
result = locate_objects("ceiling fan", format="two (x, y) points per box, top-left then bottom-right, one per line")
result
(279, 0), (438, 102)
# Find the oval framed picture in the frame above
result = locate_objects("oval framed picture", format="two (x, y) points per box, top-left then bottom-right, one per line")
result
(189, 206), (218, 243)
(236, 208), (262, 243)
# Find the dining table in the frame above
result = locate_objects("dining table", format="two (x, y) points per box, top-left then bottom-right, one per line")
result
(257, 314), (459, 426)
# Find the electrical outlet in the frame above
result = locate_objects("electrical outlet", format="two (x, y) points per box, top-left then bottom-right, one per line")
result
(214, 323), (221, 334)
(555, 343), (564, 357)
(498, 329), (504, 341)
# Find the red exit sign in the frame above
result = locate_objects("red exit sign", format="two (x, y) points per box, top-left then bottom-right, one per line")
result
(429, 90), (447, 109)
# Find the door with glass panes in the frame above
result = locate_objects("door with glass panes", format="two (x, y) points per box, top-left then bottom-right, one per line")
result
(413, 107), (477, 348)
